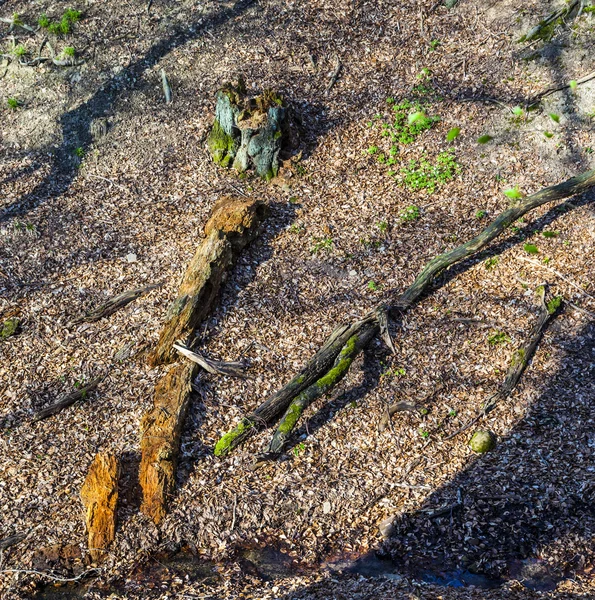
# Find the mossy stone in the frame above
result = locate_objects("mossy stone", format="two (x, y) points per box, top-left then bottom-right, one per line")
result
(469, 430), (495, 453)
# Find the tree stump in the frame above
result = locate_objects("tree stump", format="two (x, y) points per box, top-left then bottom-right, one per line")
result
(207, 81), (288, 180)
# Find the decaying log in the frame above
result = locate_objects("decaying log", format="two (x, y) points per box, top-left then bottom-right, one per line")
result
(32, 376), (104, 422)
(215, 167), (595, 458)
(70, 284), (161, 325)
(80, 453), (119, 563)
(148, 196), (268, 367)
(139, 362), (197, 524)
(206, 81), (288, 180)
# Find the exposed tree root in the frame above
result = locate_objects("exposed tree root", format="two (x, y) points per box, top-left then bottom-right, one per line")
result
(215, 167), (595, 458)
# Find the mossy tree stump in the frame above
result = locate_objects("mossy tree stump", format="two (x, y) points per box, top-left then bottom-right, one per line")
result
(207, 81), (287, 180)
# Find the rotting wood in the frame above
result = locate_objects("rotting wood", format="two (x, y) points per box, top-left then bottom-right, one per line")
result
(80, 453), (119, 563)
(147, 196), (268, 367)
(215, 167), (595, 458)
(70, 284), (161, 325)
(520, 0), (579, 43)
(444, 285), (563, 440)
(139, 362), (197, 524)
(32, 376), (104, 422)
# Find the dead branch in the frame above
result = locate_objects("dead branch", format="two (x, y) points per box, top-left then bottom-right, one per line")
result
(32, 376), (104, 422)
(325, 54), (342, 94)
(0, 533), (25, 550)
(173, 342), (248, 378)
(215, 167), (595, 458)
(520, 0), (580, 43)
(70, 284), (161, 325)
(379, 383), (445, 432)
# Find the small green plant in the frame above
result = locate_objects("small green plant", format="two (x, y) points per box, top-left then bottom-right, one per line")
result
(377, 220), (388, 233)
(484, 257), (499, 270)
(549, 113), (560, 123)
(400, 205), (420, 222)
(585, 147), (594, 155)
(399, 151), (461, 193)
(475, 209), (487, 219)
(477, 134), (493, 144)
(542, 256), (551, 265)
(38, 13), (50, 28)
(288, 223), (304, 234)
(417, 67), (431, 79)
(544, 131), (554, 138)
(13, 44), (27, 57)
(295, 163), (306, 176)
(311, 237), (333, 254)
(542, 230), (558, 238)
(419, 429), (430, 439)
(419, 407), (429, 416)
(569, 79), (577, 91)
(504, 187), (524, 200)
(367, 280), (379, 291)
(448, 409), (457, 417)
(288, 196), (299, 204)
(367, 145), (379, 155)
(429, 39), (441, 50)
(45, 8), (81, 34)
(446, 127), (460, 142)
(293, 442), (306, 457)
(488, 331), (510, 345)
(62, 46), (76, 57)
(523, 243), (539, 254)
(7, 97), (20, 109)
(382, 366), (406, 378)
(74, 146), (85, 158)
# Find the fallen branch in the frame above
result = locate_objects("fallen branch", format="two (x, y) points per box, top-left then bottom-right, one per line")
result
(173, 341), (247, 378)
(520, 0), (579, 43)
(215, 167), (595, 458)
(70, 284), (161, 325)
(379, 383), (445, 432)
(529, 69), (595, 106)
(325, 54), (342, 94)
(32, 376), (104, 422)
(444, 286), (563, 440)
(0, 533), (25, 550)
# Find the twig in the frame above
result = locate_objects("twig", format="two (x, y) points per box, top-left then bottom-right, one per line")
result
(161, 68), (172, 103)
(0, 533), (25, 550)
(70, 283), (162, 325)
(32, 376), (104, 422)
(529, 69), (595, 106)
(173, 342), (248, 378)
(517, 256), (595, 303)
(325, 54), (342, 94)
(230, 493), (237, 531)
(379, 384), (444, 431)
(0, 567), (101, 582)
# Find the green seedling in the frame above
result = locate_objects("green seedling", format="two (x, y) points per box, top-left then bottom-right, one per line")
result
(400, 205), (420, 222)
(523, 243), (539, 254)
(488, 331), (510, 345)
(446, 127), (460, 142)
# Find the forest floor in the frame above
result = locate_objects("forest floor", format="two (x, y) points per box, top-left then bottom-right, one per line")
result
(1, 0), (595, 598)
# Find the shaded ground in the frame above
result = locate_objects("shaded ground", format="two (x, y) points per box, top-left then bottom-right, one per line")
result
(1, 0), (595, 598)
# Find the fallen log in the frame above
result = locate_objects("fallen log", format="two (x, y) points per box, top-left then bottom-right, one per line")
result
(139, 362), (197, 524)
(80, 453), (119, 563)
(215, 167), (595, 458)
(147, 196), (268, 367)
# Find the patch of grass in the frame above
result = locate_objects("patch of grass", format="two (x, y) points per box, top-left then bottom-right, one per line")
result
(488, 331), (510, 346)
(13, 44), (27, 57)
(484, 257), (499, 270)
(41, 8), (82, 35)
(399, 150), (461, 193)
(399, 205), (420, 222)
(310, 237), (333, 254)
(7, 97), (20, 109)
(383, 99), (440, 145)
(62, 46), (76, 57)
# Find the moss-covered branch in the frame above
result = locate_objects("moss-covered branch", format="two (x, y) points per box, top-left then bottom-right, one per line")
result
(263, 331), (376, 457)
(215, 167), (595, 457)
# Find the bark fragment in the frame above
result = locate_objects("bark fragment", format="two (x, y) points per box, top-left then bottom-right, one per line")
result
(80, 453), (119, 562)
